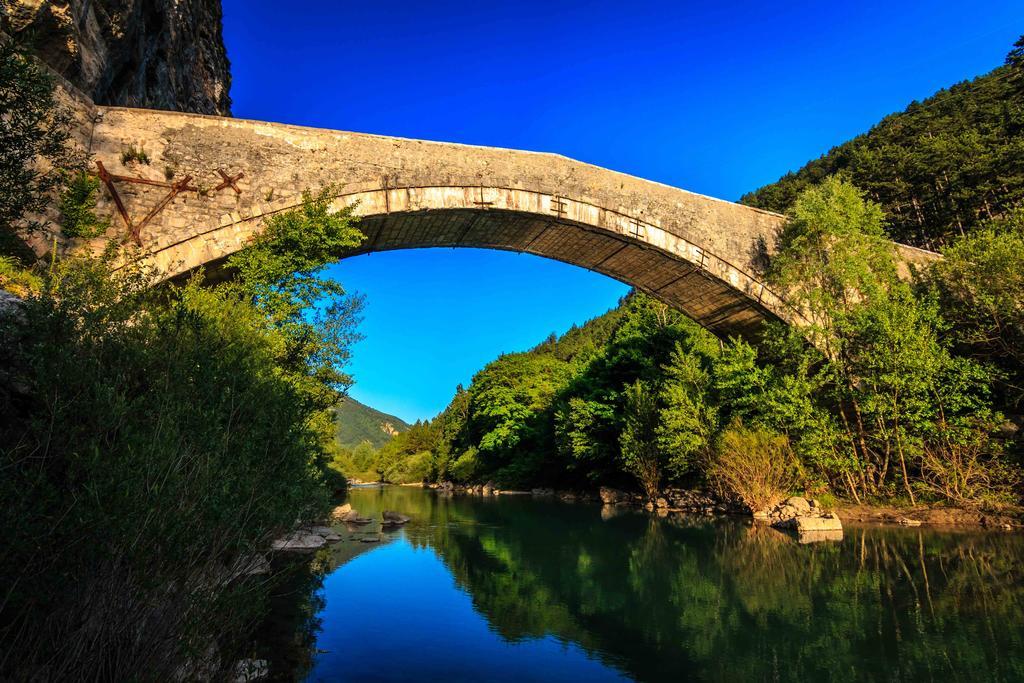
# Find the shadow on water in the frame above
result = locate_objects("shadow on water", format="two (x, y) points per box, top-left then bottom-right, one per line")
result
(257, 486), (1024, 682)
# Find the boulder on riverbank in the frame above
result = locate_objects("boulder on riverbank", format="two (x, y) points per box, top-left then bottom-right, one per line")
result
(271, 524), (345, 552)
(764, 496), (843, 542)
(271, 532), (327, 552)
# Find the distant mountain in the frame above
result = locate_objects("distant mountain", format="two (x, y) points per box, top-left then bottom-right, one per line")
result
(333, 396), (410, 450)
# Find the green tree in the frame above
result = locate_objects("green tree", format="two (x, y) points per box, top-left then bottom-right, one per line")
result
(925, 207), (1024, 406)
(656, 340), (719, 479)
(225, 187), (365, 407)
(768, 177), (1001, 502)
(619, 380), (664, 499)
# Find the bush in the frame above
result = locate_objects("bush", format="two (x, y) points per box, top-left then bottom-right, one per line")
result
(58, 172), (110, 238)
(120, 144), (149, 165)
(0, 259), (341, 678)
(620, 380), (664, 499)
(0, 255), (42, 296)
(918, 419), (1021, 506)
(710, 421), (800, 513)
(0, 167), (367, 679)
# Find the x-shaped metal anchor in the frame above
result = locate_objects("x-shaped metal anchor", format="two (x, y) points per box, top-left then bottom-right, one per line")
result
(213, 169), (244, 194)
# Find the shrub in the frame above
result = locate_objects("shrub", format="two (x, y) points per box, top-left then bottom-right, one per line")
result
(120, 144), (149, 165)
(58, 172), (110, 238)
(918, 419), (1020, 506)
(0, 185), (365, 680)
(710, 421), (800, 513)
(0, 255), (42, 296)
(619, 380), (664, 499)
(0, 256), (337, 680)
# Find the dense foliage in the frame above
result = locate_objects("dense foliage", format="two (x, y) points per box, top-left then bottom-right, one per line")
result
(0, 187), (365, 679)
(741, 36), (1024, 250)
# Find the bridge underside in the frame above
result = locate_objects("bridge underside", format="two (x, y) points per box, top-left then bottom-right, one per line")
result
(328, 209), (777, 338)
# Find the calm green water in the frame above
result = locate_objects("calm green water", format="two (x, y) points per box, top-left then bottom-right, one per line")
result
(265, 486), (1024, 682)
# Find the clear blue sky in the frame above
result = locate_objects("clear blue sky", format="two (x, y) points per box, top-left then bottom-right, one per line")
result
(221, 0), (1021, 423)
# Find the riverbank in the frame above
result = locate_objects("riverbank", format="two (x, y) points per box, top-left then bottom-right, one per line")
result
(424, 481), (1023, 530)
(835, 501), (1023, 529)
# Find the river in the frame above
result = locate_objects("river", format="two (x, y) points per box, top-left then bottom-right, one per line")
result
(254, 486), (1024, 682)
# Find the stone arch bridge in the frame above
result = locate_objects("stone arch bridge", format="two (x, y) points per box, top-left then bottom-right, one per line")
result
(44, 90), (936, 339)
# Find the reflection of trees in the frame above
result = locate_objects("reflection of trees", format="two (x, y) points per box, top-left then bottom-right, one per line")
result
(265, 488), (1024, 682)
(410, 493), (1024, 682)
(245, 554), (327, 682)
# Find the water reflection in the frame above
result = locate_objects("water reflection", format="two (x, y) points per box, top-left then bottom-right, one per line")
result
(273, 487), (1024, 682)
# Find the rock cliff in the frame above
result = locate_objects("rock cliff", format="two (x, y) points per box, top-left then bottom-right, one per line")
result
(1, 0), (231, 115)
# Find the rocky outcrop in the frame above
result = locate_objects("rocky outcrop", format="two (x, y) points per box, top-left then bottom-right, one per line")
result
(2, 0), (231, 115)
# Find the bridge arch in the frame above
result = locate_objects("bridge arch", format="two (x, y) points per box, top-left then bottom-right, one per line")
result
(142, 183), (800, 338)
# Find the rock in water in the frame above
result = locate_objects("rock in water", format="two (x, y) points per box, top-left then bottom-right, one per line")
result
(765, 498), (844, 542)
(271, 532), (326, 552)
(337, 508), (372, 524)
(599, 487), (626, 504)
(797, 529), (844, 544)
(794, 514), (843, 533)
(381, 511), (411, 526)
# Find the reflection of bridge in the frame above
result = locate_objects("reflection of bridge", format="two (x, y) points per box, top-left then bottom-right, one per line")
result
(43, 86), (935, 338)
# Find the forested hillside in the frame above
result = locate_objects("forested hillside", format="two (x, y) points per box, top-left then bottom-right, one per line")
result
(741, 37), (1024, 249)
(333, 396), (410, 449)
